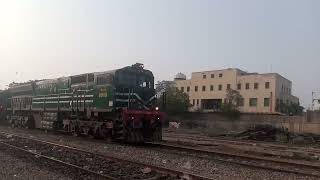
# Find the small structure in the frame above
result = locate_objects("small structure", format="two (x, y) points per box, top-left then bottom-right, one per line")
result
(174, 73), (187, 81)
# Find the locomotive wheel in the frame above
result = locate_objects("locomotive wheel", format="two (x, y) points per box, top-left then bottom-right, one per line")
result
(72, 125), (80, 137)
(112, 116), (124, 142)
(152, 129), (158, 141)
(127, 128), (134, 143)
(127, 129), (144, 143)
(123, 127), (129, 141)
(136, 130), (144, 143)
(72, 131), (79, 137)
(153, 127), (162, 141)
(26, 115), (35, 129)
(94, 128), (101, 139)
(158, 127), (163, 141)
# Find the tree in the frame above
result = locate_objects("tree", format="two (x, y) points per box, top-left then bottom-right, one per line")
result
(156, 86), (190, 115)
(155, 81), (175, 98)
(221, 88), (243, 116)
(225, 88), (242, 107)
(288, 103), (304, 115)
(275, 100), (304, 115)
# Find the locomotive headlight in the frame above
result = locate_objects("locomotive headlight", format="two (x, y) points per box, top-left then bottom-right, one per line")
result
(155, 107), (159, 111)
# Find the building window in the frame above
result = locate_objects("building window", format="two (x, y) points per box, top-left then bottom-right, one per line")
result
(202, 86), (206, 91)
(219, 73), (223, 78)
(193, 99), (195, 106)
(218, 84), (222, 91)
(210, 85), (214, 91)
(195, 86), (198, 92)
(246, 83), (250, 90)
(211, 74), (214, 78)
(265, 82), (270, 89)
(227, 84), (231, 90)
(238, 98), (244, 106)
(203, 74), (206, 79)
(181, 87), (184, 92)
(197, 99), (199, 106)
(187, 86), (190, 92)
(254, 83), (259, 90)
(237, 83), (241, 90)
(264, 98), (270, 107)
(249, 98), (258, 107)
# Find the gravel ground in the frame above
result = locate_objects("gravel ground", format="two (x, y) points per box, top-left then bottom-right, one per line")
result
(0, 126), (318, 180)
(0, 135), (175, 180)
(0, 146), (72, 180)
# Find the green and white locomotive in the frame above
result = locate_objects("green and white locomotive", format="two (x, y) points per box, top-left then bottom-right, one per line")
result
(0, 63), (164, 143)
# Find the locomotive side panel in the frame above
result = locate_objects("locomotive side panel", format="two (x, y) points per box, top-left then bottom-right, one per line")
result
(2, 63), (164, 143)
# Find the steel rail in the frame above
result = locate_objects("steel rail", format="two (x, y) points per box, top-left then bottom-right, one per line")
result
(0, 131), (213, 180)
(0, 141), (118, 180)
(163, 133), (320, 159)
(147, 141), (320, 178)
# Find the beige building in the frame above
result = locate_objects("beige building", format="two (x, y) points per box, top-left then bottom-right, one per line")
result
(174, 69), (299, 114)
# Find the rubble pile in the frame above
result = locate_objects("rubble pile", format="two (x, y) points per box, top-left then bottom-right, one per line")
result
(233, 125), (289, 142)
(233, 124), (320, 144)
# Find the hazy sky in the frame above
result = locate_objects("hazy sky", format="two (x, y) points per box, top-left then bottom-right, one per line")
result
(0, 0), (319, 108)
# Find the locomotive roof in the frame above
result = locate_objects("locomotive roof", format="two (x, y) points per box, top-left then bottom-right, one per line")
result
(8, 82), (33, 90)
(92, 69), (118, 76)
(118, 65), (154, 77)
(7, 64), (153, 88)
(36, 77), (69, 85)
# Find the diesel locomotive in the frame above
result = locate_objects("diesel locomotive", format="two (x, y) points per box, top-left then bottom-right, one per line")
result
(0, 63), (164, 143)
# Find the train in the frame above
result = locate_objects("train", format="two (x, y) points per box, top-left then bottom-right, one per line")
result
(0, 63), (164, 143)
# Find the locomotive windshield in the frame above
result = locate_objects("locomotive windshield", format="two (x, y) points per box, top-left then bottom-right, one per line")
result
(137, 76), (153, 89)
(116, 70), (154, 89)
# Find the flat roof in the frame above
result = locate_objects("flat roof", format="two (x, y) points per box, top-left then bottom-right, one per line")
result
(192, 68), (245, 74)
(182, 68), (292, 83)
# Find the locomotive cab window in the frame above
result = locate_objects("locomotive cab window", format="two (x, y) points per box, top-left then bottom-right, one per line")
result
(96, 74), (113, 85)
(137, 75), (153, 89)
(139, 81), (150, 88)
(71, 75), (86, 84)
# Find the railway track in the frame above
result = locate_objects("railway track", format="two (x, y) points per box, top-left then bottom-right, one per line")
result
(0, 131), (212, 180)
(0, 141), (113, 180)
(147, 138), (320, 178)
(163, 132), (320, 158)
(0, 126), (319, 179)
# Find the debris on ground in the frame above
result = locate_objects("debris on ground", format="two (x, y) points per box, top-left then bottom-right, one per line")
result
(6, 134), (13, 139)
(141, 167), (152, 174)
(169, 122), (181, 130)
(231, 124), (320, 144)
(232, 125), (289, 142)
